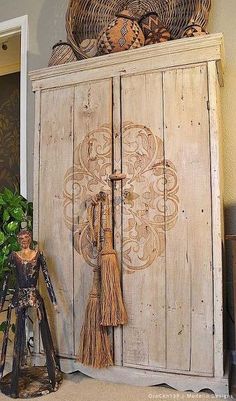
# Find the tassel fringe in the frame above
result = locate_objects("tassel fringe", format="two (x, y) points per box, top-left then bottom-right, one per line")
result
(100, 229), (128, 326)
(78, 290), (113, 368)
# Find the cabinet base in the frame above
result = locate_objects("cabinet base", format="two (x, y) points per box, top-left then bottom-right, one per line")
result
(74, 363), (229, 396)
(32, 354), (229, 396)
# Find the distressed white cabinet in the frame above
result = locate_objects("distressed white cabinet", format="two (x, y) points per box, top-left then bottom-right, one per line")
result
(30, 33), (228, 395)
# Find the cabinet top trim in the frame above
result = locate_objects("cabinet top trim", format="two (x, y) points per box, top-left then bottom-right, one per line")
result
(30, 33), (224, 89)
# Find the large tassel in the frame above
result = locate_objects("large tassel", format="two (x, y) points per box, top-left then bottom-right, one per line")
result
(77, 266), (113, 368)
(77, 200), (113, 368)
(100, 195), (128, 326)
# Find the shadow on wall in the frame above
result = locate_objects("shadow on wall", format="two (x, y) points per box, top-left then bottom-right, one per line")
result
(225, 206), (236, 235)
(29, 0), (69, 70)
(26, 0), (69, 198)
(225, 205), (236, 351)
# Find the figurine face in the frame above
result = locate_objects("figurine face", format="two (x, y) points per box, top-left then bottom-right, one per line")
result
(18, 233), (31, 249)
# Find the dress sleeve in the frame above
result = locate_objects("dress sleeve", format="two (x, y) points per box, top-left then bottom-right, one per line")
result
(39, 252), (57, 305)
(0, 254), (13, 312)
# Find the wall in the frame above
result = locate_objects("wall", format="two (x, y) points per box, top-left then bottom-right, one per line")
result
(208, 1), (236, 349)
(0, 0), (69, 199)
(209, 0), (236, 235)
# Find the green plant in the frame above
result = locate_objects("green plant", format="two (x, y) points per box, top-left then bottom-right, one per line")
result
(0, 187), (33, 285)
(0, 188), (33, 336)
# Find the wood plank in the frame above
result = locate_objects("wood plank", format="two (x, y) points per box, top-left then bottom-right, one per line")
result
(163, 65), (213, 374)
(208, 61), (224, 378)
(39, 87), (74, 356)
(33, 90), (41, 243)
(121, 72), (166, 369)
(112, 76), (123, 366)
(33, 90), (41, 354)
(72, 79), (113, 356)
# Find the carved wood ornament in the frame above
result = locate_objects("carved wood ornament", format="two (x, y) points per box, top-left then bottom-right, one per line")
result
(63, 122), (179, 273)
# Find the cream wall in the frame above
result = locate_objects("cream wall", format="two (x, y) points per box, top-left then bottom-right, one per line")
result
(209, 0), (236, 233)
(0, 0), (69, 199)
(208, 2), (236, 348)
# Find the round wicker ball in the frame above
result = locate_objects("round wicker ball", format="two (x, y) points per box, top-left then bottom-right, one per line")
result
(139, 12), (171, 45)
(97, 10), (145, 55)
(79, 39), (98, 58)
(48, 41), (77, 67)
(182, 23), (208, 37)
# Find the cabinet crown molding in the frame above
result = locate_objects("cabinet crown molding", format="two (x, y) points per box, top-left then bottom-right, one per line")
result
(29, 33), (224, 90)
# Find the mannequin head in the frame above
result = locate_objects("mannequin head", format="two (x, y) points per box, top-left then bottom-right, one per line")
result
(17, 230), (32, 250)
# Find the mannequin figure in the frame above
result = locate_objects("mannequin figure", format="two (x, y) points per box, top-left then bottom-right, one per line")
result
(0, 230), (62, 398)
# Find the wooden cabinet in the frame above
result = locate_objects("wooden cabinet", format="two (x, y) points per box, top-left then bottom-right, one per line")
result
(30, 33), (228, 395)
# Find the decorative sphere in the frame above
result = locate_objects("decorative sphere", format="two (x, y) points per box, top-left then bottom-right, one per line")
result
(80, 39), (98, 58)
(182, 19), (208, 38)
(139, 12), (171, 45)
(98, 9), (145, 55)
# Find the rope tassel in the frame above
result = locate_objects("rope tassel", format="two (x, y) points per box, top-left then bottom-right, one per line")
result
(77, 200), (113, 368)
(100, 195), (128, 327)
(77, 267), (113, 368)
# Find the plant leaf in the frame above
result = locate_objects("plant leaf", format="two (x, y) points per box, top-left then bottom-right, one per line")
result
(6, 221), (19, 233)
(10, 207), (24, 221)
(3, 209), (10, 222)
(0, 231), (5, 245)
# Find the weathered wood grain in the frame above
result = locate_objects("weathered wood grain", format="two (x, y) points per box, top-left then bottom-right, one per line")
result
(163, 65), (213, 374)
(39, 87), (74, 356)
(112, 76), (123, 366)
(30, 34), (224, 92)
(121, 72), (166, 369)
(72, 79), (113, 355)
(31, 35), (226, 391)
(208, 61), (224, 378)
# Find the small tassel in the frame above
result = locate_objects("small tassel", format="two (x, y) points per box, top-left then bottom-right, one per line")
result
(100, 195), (128, 326)
(78, 267), (113, 368)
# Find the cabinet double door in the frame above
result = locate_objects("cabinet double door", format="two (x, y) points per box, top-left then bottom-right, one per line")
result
(39, 64), (214, 376)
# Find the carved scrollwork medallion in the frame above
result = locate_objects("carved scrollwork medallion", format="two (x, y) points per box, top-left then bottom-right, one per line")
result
(121, 122), (179, 273)
(63, 122), (179, 273)
(63, 124), (112, 268)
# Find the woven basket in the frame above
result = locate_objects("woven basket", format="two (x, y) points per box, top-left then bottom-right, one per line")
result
(66, 0), (211, 59)
(48, 41), (77, 67)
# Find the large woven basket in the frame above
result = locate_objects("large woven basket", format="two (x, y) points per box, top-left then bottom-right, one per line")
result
(66, 0), (211, 60)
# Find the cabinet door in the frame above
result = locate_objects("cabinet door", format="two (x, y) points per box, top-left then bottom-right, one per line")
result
(121, 65), (213, 375)
(39, 87), (74, 357)
(71, 79), (113, 356)
(163, 65), (213, 375)
(121, 72), (167, 370)
(38, 79), (113, 360)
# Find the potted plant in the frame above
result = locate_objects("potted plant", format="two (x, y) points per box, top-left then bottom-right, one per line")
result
(0, 188), (33, 332)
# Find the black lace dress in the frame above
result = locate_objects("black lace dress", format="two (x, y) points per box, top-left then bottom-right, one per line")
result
(0, 251), (60, 398)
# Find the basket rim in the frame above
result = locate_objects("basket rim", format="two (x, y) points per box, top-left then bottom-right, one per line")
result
(52, 41), (75, 50)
